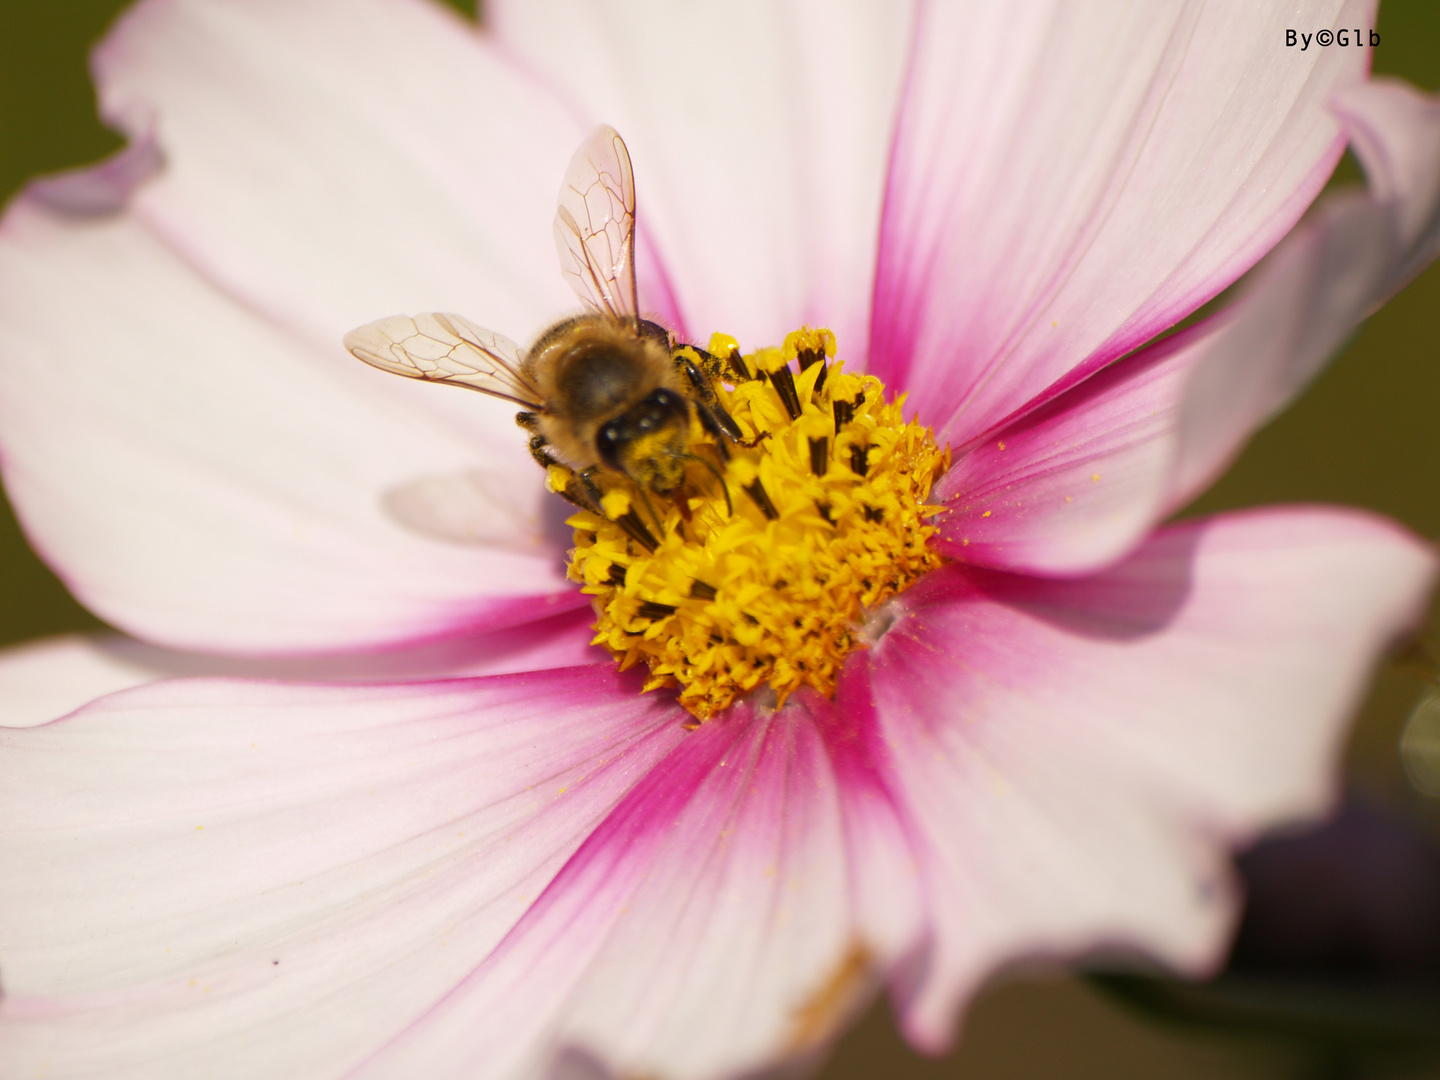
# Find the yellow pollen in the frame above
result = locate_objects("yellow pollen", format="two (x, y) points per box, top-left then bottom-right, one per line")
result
(554, 328), (949, 722)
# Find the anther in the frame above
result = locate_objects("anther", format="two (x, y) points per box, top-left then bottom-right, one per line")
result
(689, 580), (718, 601)
(769, 366), (802, 420)
(849, 444), (871, 476)
(743, 479), (780, 520)
(862, 505), (883, 523)
(637, 600), (679, 621)
(606, 564), (628, 586)
(797, 346), (828, 395)
(833, 398), (854, 430)
(808, 436), (829, 477)
(725, 346), (751, 384)
(615, 509), (659, 551)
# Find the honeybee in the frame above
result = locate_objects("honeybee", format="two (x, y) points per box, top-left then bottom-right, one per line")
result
(344, 126), (739, 528)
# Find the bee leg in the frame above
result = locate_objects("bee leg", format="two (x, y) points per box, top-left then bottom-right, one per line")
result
(692, 401), (736, 461)
(672, 490), (694, 524)
(516, 412), (565, 470)
(577, 467), (605, 508)
(685, 344), (728, 383)
(581, 466), (660, 552)
(528, 437), (561, 471)
(518, 411), (596, 514)
(674, 354), (743, 445)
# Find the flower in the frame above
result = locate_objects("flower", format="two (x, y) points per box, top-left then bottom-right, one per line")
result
(1, 1), (1438, 1078)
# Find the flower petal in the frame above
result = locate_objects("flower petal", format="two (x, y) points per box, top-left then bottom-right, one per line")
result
(931, 322), (1203, 573)
(932, 78), (1440, 576)
(0, 636), (167, 730)
(0, 612), (603, 729)
(488, 0), (914, 358)
(1170, 77), (1440, 506)
(1330, 77), (1440, 296)
(0, 667), (688, 1079)
(863, 507), (1436, 1050)
(870, 0), (1374, 446)
(355, 692), (924, 1080)
(0, 197), (584, 653)
(94, 0), (583, 351)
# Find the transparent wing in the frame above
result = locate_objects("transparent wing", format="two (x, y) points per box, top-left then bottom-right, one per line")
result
(344, 313), (542, 408)
(553, 125), (638, 324)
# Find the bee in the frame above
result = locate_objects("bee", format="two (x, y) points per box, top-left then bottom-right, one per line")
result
(344, 126), (739, 530)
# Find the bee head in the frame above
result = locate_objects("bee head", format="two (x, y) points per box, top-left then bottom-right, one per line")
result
(596, 387), (692, 494)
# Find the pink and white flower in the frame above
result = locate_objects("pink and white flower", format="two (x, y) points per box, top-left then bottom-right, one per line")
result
(1, 2), (1439, 1078)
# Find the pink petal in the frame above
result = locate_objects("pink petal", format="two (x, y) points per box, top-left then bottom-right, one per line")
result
(0, 613), (603, 729)
(0, 196), (584, 653)
(1170, 77), (1440, 505)
(862, 507), (1436, 1050)
(357, 691), (924, 1079)
(0, 667), (688, 1079)
(488, 0), (913, 358)
(1331, 77), (1440, 291)
(94, 0), (583, 352)
(933, 77), (1440, 576)
(931, 322), (1204, 573)
(870, 1), (1374, 447)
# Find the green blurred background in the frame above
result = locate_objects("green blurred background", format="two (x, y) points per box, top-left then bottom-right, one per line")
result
(1, 2), (1438, 1078)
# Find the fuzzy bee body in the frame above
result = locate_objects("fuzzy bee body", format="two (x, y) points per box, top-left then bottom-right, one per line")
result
(522, 315), (692, 495)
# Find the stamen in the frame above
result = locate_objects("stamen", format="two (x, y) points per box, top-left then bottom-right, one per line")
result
(616, 509), (659, 552)
(849, 444), (870, 476)
(744, 479), (780, 520)
(808, 436), (829, 477)
(769, 367), (802, 420)
(557, 327), (949, 721)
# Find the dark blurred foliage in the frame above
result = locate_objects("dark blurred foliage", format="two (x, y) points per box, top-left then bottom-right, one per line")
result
(1, 2), (1439, 1078)
(1232, 800), (1440, 982)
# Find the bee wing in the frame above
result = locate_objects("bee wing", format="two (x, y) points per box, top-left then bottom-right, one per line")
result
(553, 125), (639, 324)
(344, 312), (543, 408)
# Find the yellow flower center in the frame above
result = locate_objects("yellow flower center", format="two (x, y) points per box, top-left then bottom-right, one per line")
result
(551, 328), (949, 722)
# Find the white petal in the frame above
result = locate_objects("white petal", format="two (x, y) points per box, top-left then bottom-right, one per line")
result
(866, 508), (1436, 1049)
(869, 0), (1374, 446)
(0, 200), (580, 652)
(1172, 77), (1440, 501)
(0, 615), (604, 729)
(96, 0), (582, 351)
(488, 0), (913, 357)
(0, 636), (168, 729)
(0, 0), (614, 652)
(1332, 77), (1440, 290)
(0, 669), (688, 1079)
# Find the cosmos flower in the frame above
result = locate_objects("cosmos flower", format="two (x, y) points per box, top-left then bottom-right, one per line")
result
(1, 1), (1439, 1078)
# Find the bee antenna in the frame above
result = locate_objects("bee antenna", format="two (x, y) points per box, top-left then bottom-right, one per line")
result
(684, 453), (733, 517)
